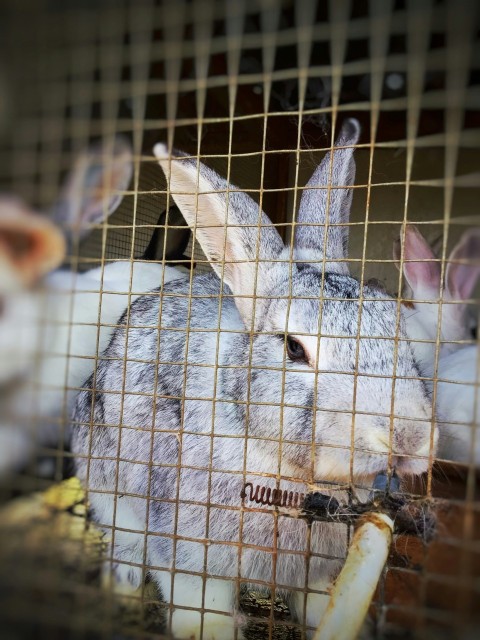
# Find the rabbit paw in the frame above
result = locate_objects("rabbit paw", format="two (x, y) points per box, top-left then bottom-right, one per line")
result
(102, 559), (144, 596)
(171, 610), (236, 640)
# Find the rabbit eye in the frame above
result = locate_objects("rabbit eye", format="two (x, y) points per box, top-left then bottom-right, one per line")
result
(286, 336), (306, 362)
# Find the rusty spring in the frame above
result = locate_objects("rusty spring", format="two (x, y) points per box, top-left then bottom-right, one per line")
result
(241, 482), (305, 509)
(240, 475), (438, 541)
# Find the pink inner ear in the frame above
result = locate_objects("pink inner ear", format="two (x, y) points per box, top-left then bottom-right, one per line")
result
(446, 230), (480, 301)
(0, 228), (33, 261)
(0, 219), (65, 286)
(87, 159), (129, 222)
(0, 198), (64, 284)
(54, 138), (133, 237)
(402, 225), (441, 298)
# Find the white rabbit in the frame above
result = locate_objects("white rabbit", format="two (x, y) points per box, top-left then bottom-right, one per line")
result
(394, 226), (480, 464)
(434, 345), (480, 463)
(72, 120), (437, 639)
(0, 138), (184, 476)
(394, 225), (480, 375)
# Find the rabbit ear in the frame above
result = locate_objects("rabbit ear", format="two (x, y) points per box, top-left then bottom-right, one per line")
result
(154, 144), (286, 325)
(0, 196), (66, 292)
(51, 135), (133, 243)
(445, 228), (480, 302)
(294, 118), (360, 274)
(397, 225), (441, 300)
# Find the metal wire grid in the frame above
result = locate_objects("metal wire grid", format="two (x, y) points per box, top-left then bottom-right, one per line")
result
(0, 0), (479, 638)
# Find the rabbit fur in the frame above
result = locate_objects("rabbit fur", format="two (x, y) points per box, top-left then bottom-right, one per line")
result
(72, 120), (437, 639)
(394, 225), (480, 374)
(434, 345), (480, 463)
(395, 226), (480, 463)
(0, 138), (185, 476)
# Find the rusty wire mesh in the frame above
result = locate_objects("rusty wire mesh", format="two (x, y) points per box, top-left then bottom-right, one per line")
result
(0, 0), (479, 639)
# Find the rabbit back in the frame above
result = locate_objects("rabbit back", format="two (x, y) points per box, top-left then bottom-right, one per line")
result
(435, 345), (480, 463)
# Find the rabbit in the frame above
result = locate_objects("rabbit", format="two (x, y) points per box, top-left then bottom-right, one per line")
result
(0, 136), (136, 386)
(71, 119), (437, 639)
(394, 226), (480, 464)
(433, 345), (480, 463)
(0, 138), (185, 476)
(393, 224), (480, 375)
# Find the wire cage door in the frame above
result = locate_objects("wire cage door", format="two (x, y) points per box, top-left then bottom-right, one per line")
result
(0, 1), (479, 639)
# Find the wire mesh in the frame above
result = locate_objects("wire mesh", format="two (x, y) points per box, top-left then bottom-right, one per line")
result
(0, 0), (479, 639)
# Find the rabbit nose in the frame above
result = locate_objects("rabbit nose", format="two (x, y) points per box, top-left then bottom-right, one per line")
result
(367, 427), (437, 457)
(392, 426), (438, 475)
(409, 422), (439, 457)
(413, 438), (436, 458)
(367, 432), (391, 454)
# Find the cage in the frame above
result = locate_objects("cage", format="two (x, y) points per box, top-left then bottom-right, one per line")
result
(0, 0), (479, 639)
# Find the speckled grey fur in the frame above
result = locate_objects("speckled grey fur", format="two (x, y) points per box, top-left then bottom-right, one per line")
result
(72, 120), (437, 638)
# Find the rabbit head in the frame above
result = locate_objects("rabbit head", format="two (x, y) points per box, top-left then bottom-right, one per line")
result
(154, 120), (436, 483)
(394, 224), (480, 372)
(0, 196), (66, 385)
(0, 136), (133, 385)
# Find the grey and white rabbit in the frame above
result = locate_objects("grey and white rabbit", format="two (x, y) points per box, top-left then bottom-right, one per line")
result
(0, 137), (184, 476)
(72, 120), (437, 639)
(394, 226), (480, 463)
